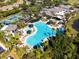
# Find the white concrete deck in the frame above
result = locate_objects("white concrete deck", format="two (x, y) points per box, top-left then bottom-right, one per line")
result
(0, 25), (8, 31)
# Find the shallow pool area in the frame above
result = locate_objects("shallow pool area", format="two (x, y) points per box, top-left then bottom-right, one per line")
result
(24, 22), (57, 47)
(0, 13), (22, 24)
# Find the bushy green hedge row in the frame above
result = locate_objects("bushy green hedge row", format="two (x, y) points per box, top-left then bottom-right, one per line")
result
(0, 0), (17, 7)
(0, 8), (20, 18)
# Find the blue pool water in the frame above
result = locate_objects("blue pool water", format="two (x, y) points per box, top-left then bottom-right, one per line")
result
(0, 13), (22, 24)
(25, 22), (57, 47)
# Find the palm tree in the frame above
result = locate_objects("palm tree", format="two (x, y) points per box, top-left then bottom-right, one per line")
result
(52, 0), (62, 6)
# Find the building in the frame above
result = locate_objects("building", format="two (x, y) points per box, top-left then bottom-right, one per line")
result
(1, 24), (18, 39)
(0, 43), (7, 54)
(0, 46), (4, 54)
(40, 5), (72, 16)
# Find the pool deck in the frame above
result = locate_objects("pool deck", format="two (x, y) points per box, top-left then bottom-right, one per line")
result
(19, 25), (37, 48)
(19, 19), (64, 48)
(19, 21), (50, 47)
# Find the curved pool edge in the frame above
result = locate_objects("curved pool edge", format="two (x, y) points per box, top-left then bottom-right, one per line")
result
(25, 22), (57, 47)
(24, 25), (38, 47)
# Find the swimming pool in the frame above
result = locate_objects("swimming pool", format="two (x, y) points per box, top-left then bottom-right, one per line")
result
(0, 13), (22, 24)
(25, 22), (57, 47)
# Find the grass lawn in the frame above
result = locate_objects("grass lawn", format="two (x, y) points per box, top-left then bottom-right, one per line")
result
(0, 0), (17, 7)
(10, 48), (19, 59)
(66, 12), (79, 37)
(1, 47), (26, 59)
(1, 51), (9, 59)
(0, 16), (9, 20)
(68, 0), (79, 5)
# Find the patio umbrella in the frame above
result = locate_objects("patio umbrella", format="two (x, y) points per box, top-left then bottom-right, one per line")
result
(28, 24), (33, 28)
(27, 30), (32, 34)
(52, 17), (61, 20)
